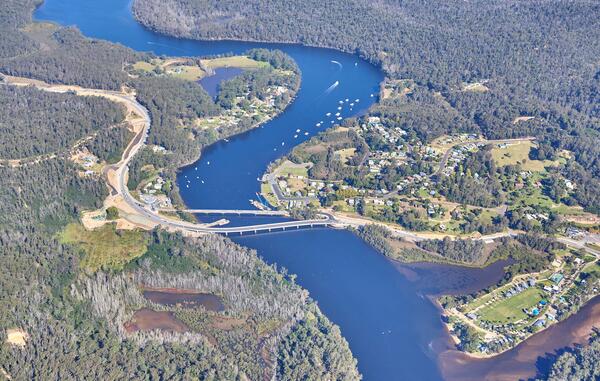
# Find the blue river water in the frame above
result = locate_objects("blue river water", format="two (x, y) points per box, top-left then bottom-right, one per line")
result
(34, 1), (581, 379)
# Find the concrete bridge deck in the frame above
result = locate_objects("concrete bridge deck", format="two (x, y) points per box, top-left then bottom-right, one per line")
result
(162, 209), (288, 216)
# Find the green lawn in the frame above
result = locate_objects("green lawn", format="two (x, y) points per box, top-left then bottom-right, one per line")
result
(132, 61), (155, 72)
(260, 182), (279, 207)
(202, 56), (269, 70)
(582, 262), (600, 277)
(60, 223), (148, 272)
(479, 287), (543, 323)
(168, 65), (206, 81)
(464, 292), (496, 312)
(276, 161), (309, 178)
(491, 141), (557, 171)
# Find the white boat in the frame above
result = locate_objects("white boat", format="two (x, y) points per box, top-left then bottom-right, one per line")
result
(294, 134), (298, 138)
(355, 99), (360, 102)
(345, 98), (349, 102)
(337, 117), (343, 120)
(316, 123), (321, 127)
(350, 103), (354, 107)
(326, 112), (331, 117)
(296, 128), (301, 132)
(304, 132), (309, 135)
(335, 112), (340, 116)
(281, 142), (285, 146)
(207, 161), (210, 165)
(337, 106), (342, 110)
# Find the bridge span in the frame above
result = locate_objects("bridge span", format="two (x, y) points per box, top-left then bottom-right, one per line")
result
(161, 209), (289, 217)
(187, 217), (334, 236)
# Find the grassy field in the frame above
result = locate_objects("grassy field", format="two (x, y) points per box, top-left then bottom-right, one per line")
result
(275, 160), (310, 178)
(479, 287), (543, 323)
(260, 182), (279, 207)
(132, 61), (155, 72)
(167, 65), (206, 81)
(464, 292), (496, 312)
(582, 261), (600, 277)
(335, 148), (356, 164)
(202, 56), (269, 70)
(60, 223), (148, 272)
(491, 141), (557, 171)
(132, 59), (207, 81)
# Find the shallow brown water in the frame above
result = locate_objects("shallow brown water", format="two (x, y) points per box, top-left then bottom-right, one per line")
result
(124, 308), (190, 333)
(143, 288), (225, 312)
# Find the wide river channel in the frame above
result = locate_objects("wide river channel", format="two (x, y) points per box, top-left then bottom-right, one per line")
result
(35, 1), (599, 379)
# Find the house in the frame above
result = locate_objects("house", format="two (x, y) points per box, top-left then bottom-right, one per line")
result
(550, 273), (564, 284)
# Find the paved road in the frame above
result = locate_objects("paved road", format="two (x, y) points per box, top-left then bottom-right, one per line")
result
(557, 236), (600, 257)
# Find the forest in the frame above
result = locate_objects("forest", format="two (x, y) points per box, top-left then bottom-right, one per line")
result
(544, 333), (600, 380)
(0, 85), (125, 160)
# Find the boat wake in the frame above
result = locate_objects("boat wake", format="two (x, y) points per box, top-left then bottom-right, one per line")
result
(331, 60), (343, 69)
(325, 80), (340, 94)
(147, 41), (189, 54)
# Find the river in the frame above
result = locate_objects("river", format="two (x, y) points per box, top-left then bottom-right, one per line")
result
(34, 1), (599, 380)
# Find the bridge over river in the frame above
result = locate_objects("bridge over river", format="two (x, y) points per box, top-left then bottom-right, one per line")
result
(161, 208), (289, 217)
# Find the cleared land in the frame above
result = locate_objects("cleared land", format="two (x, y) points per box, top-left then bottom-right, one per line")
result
(60, 223), (148, 271)
(201, 56), (268, 69)
(274, 160), (310, 178)
(478, 288), (543, 323)
(491, 141), (557, 171)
